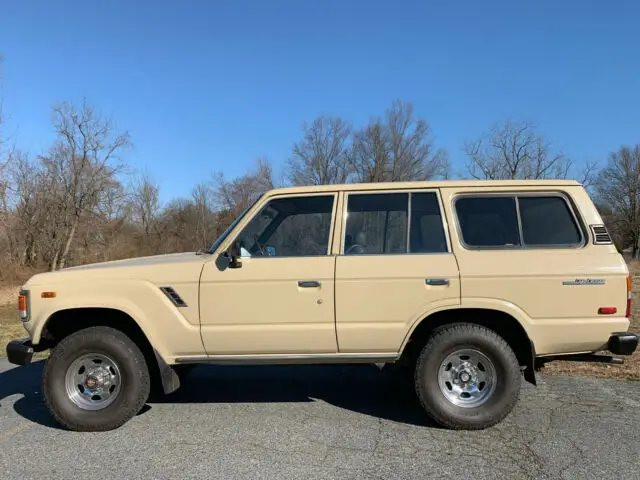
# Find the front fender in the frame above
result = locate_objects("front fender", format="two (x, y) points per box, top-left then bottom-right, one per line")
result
(26, 279), (204, 363)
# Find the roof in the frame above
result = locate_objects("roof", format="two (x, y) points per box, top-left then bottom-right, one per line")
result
(267, 179), (582, 196)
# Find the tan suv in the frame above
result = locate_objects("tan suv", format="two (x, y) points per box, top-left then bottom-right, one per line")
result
(7, 180), (638, 432)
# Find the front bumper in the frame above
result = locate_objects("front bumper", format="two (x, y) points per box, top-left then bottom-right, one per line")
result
(608, 332), (638, 356)
(6, 338), (34, 366)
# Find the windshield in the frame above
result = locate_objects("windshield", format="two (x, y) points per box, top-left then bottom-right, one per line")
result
(207, 197), (261, 254)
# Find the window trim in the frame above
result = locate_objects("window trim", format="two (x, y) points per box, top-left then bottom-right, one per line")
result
(340, 189), (452, 256)
(228, 192), (339, 259)
(452, 191), (586, 251)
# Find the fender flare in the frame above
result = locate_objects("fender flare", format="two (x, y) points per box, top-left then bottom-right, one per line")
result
(400, 299), (538, 385)
(36, 304), (181, 395)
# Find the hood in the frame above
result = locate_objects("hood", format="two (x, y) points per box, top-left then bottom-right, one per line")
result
(25, 252), (209, 287)
(62, 252), (203, 271)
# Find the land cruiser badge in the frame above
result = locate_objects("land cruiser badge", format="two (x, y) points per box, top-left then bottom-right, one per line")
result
(562, 279), (605, 286)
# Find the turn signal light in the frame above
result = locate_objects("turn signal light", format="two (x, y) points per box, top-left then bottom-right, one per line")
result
(18, 292), (28, 320)
(626, 274), (632, 318)
(41, 291), (56, 298)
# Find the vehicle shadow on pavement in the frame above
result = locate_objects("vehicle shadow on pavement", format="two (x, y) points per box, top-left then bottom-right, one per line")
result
(0, 360), (61, 428)
(153, 364), (439, 428)
(1, 362), (438, 429)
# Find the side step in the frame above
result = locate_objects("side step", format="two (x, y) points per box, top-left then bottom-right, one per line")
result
(537, 353), (624, 368)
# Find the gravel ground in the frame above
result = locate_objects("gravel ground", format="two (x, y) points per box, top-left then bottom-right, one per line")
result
(0, 359), (638, 480)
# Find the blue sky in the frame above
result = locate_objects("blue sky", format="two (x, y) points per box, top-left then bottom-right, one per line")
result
(1, 1), (639, 201)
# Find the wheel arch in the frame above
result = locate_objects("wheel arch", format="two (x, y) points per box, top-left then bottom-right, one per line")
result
(39, 307), (180, 394)
(400, 306), (537, 385)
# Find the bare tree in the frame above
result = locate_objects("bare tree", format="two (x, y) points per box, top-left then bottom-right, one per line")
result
(191, 181), (217, 249)
(288, 116), (352, 185)
(214, 158), (275, 216)
(41, 99), (131, 270)
(131, 173), (160, 239)
(0, 54), (9, 213)
(594, 145), (640, 257)
(349, 100), (448, 183)
(464, 119), (574, 180)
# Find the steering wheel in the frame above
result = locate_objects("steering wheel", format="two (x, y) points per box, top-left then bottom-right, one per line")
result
(345, 244), (366, 255)
(253, 235), (267, 256)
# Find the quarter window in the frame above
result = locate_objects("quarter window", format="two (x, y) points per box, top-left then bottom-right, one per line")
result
(455, 195), (582, 248)
(235, 195), (334, 257)
(519, 196), (581, 245)
(456, 197), (520, 247)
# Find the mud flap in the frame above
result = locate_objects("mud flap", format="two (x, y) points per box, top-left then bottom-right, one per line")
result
(154, 349), (181, 394)
(524, 340), (537, 386)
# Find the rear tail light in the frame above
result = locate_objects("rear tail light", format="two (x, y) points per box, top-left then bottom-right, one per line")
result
(18, 290), (29, 321)
(626, 274), (632, 318)
(598, 307), (617, 315)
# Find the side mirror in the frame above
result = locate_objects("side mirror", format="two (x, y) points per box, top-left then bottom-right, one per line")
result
(226, 241), (243, 269)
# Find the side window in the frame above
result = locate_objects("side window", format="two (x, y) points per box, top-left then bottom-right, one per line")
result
(235, 195), (334, 257)
(519, 196), (581, 245)
(410, 192), (448, 253)
(456, 197), (520, 247)
(345, 193), (408, 255)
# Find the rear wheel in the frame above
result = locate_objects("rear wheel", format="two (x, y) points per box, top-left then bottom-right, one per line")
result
(414, 323), (521, 430)
(43, 326), (150, 432)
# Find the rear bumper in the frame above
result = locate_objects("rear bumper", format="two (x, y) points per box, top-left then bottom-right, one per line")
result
(608, 332), (638, 356)
(6, 338), (34, 366)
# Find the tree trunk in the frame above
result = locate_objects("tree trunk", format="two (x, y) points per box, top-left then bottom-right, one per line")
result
(58, 217), (78, 270)
(50, 251), (59, 272)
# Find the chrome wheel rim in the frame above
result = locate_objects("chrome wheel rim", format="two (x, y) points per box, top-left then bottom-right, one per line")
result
(437, 349), (497, 408)
(64, 353), (122, 410)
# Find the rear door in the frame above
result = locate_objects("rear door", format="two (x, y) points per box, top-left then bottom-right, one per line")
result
(335, 189), (460, 353)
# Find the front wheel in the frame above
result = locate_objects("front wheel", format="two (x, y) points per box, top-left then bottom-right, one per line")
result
(43, 326), (150, 431)
(414, 323), (521, 430)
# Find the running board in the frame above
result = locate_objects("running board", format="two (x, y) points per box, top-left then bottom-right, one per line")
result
(538, 353), (624, 366)
(174, 353), (399, 365)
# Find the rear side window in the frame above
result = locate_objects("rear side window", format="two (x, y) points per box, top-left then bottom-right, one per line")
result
(456, 197), (520, 247)
(455, 194), (582, 248)
(344, 191), (448, 255)
(410, 193), (448, 253)
(345, 193), (408, 254)
(519, 197), (581, 246)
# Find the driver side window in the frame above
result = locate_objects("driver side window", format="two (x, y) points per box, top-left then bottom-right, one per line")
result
(235, 195), (335, 257)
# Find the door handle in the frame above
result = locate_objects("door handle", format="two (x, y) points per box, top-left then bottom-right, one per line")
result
(298, 280), (321, 288)
(425, 278), (449, 286)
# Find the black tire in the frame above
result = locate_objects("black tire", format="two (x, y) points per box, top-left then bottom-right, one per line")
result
(43, 326), (150, 432)
(414, 323), (521, 430)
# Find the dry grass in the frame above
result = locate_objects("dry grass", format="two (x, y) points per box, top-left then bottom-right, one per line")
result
(0, 302), (27, 351)
(0, 266), (639, 380)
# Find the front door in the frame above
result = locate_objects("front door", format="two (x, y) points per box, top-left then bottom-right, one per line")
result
(335, 190), (460, 353)
(199, 193), (339, 355)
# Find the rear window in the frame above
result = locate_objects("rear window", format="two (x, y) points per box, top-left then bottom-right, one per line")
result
(455, 194), (582, 248)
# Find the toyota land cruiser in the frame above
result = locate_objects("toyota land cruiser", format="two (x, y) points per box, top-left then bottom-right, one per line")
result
(7, 180), (638, 431)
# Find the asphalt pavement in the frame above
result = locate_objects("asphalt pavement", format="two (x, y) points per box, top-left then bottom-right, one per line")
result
(0, 358), (638, 480)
